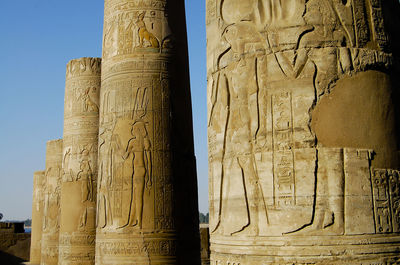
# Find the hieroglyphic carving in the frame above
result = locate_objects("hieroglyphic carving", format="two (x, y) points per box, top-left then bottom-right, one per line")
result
(352, 0), (370, 47)
(58, 234), (95, 265)
(208, 0), (399, 263)
(59, 58), (100, 265)
(388, 171), (400, 232)
(366, 0), (389, 51)
(97, 239), (176, 256)
(372, 169), (400, 233)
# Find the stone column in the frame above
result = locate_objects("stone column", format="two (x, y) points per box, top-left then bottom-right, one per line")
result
(96, 1), (200, 264)
(207, 0), (400, 264)
(29, 170), (46, 265)
(200, 225), (210, 265)
(41, 139), (63, 265)
(58, 58), (101, 265)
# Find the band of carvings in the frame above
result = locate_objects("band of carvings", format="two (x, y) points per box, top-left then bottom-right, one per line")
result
(66, 57), (101, 79)
(96, 239), (176, 257)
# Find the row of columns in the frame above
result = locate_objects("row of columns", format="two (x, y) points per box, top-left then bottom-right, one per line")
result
(27, 1), (201, 264)
(29, 58), (101, 265)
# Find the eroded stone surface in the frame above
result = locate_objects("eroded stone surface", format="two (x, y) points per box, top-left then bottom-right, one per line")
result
(96, 1), (200, 264)
(41, 139), (63, 265)
(58, 58), (101, 265)
(207, 0), (400, 264)
(29, 170), (45, 264)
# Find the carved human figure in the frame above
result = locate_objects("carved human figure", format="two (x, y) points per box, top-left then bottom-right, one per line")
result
(283, 0), (350, 235)
(297, 0), (352, 95)
(122, 121), (152, 228)
(212, 23), (267, 236)
(44, 167), (61, 232)
(62, 148), (74, 182)
(97, 128), (114, 228)
(77, 148), (94, 202)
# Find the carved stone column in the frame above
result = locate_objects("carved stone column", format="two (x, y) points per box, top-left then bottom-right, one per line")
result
(207, 0), (400, 264)
(41, 139), (63, 265)
(29, 170), (46, 265)
(58, 58), (101, 265)
(96, 0), (200, 264)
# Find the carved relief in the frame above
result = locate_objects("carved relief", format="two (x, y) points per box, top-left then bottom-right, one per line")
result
(208, 0), (398, 263)
(77, 86), (99, 112)
(98, 1), (200, 264)
(59, 58), (100, 265)
(109, 116), (152, 229)
(41, 139), (63, 265)
(66, 57), (101, 78)
(102, 7), (173, 59)
(96, 239), (176, 257)
(43, 166), (62, 232)
(97, 82), (156, 230)
(372, 169), (400, 233)
(366, 0), (389, 51)
(77, 146), (95, 203)
(137, 11), (160, 48)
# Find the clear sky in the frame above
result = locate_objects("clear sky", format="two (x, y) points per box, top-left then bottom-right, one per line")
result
(0, 0), (207, 220)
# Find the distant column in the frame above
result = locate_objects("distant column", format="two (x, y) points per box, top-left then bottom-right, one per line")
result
(96, 0), (201, 264)
(200, 225), (210, 265)
(29, 170), (46, 265)
(58, 58), (101, 265)
(41, 139), (63, 265)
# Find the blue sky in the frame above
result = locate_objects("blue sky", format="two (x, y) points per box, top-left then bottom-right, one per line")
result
(0, 0), (208, 220)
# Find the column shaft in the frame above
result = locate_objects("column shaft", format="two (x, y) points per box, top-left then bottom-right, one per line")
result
(96, 0), (200, 264)
(29, 170), (46, 264)
(58, 57), (101, 265)
(41, 139), (63, 265)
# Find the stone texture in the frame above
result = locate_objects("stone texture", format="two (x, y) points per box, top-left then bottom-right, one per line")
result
(207, 0), (400, 264)
(58, 58), (101, 265)
(29, 171), (45, 264)
(41, 139), (63, 265)
(96, 0), (200, 264)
